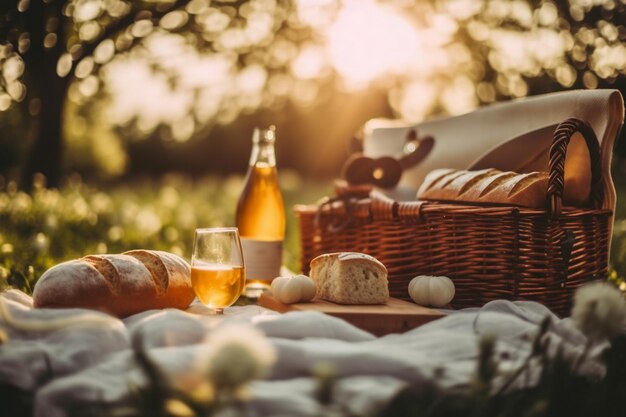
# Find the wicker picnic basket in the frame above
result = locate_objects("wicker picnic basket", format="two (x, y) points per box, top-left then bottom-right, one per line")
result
(296, 118), (612, 316)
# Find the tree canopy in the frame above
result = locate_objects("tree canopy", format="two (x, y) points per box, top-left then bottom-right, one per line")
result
(1, 0), (625, 183)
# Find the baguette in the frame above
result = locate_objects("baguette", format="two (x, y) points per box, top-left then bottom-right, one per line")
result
(417, 168), (590, 208)
(310, 252), (389, 304)
(32, 250), (195, 317)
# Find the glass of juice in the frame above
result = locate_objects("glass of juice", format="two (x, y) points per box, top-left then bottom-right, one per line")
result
(191, 227), (246, 314)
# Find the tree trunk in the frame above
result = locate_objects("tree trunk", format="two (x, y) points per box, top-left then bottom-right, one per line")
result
(21, 0), (68, 189)
(23, 58), (68, 188)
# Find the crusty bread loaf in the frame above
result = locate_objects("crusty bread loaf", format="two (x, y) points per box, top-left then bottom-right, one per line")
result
(310, 252), (389, 304)
(33, 250), (194, 317)
(417, 168), (590, 208)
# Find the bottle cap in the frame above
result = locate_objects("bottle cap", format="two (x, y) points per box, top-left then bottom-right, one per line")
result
(253, 126), (276, 144)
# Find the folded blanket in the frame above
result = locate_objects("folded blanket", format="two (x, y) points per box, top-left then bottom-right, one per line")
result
(0, 289), (604, 417)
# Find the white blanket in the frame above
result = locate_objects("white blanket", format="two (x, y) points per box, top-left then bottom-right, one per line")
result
(0, 290), (602, 417)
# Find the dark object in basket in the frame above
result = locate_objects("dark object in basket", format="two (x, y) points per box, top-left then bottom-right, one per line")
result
(296, 119), (610, 317)
(342, 130), (435, 189)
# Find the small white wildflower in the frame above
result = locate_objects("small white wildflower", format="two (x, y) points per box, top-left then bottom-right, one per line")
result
(87, 212), (98, 226)
(203, 324), (276, 392)
(164, 398), (195, 417)
(572, 281), (626, 341)
(12, 192), (32, 212)
(279, 169), (302, 192)
(1, 243), (14, 254)
(120, 201), (140, 225)
(169, 245), (184, 257)
(71, 196), (89, 219)
(159, 186), (180, 208)
(90, 192), (112, 213)
(107, 226), (123, 241)
(312, 361), (337, 381)
(224, 176), (244, 199)
(164, 226), (179, 242)
(45, 213), (58, 230)
(96, 242), (107, 254)
(135, 209), (162, 236)
(32, 233), (49, 252)
(176, 204), (197, 230)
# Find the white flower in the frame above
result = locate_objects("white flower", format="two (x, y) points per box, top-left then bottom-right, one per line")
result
(572, 281), (626, 341)
(135, 209), (162, 236)
(203, 323), (276, 392)
(165, 398), (195, 417)
(32, 233), (49, 252)
(1, 243), (14, 254)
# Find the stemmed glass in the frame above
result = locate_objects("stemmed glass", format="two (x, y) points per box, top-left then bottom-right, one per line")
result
(191, 227), (246, 315)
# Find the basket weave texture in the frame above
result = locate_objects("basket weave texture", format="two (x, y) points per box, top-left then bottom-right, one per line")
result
(296, 118), (612, 317)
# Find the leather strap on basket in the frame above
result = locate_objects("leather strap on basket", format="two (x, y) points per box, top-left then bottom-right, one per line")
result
(548, 118), (603, 219)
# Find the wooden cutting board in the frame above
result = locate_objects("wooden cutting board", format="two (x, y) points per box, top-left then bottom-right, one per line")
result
(258, 293), (446, 336)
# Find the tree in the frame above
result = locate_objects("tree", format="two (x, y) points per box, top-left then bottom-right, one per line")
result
(1, 0), (625, 186)
(0, 0), (305, 186)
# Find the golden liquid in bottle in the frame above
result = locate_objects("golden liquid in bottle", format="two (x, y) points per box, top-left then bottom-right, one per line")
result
(191, 264), (245, 309)
(236, 163), (285, 295)
(237, 163), (285, 238)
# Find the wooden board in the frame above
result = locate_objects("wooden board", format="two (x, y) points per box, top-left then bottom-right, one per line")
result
(258, 293), (446, 336)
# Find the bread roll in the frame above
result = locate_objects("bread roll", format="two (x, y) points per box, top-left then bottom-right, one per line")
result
(417, 168), (590, 208)
(33, 250), (195, 317)
(310, 252), (389, 304)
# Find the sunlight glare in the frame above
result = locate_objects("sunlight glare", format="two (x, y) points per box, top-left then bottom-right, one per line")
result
(441, 0), (482, 20)
(6, 81), (26, 102)
(441, 75), (477, 114)
(236, 64), (267, 95)
(327, 0), (420, 85)
(102, 32), (250, 140)
(291, 44), (326, 79)
(160, 11), (189, 31)
(186, 0), (210, 15)
(73, 0), (104, 22)
(56, 53), (73, 77)
(131, 20), (154, 38)
(79, 75), (99, 97)
(200, 8), (231, 32)
(94, 39), (115, 64)
(2, 56), (25, 82)
(244, 11), (274, 44)
(0, 94), (11, 111)
(104, 58), (192, 133)
(391, 80), (437, 121)
(295, 0), (336, 28)
(79, 21), (102, 41)
(488, 28), (565, 74)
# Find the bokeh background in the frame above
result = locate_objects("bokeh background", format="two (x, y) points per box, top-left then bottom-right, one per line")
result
(1, 0), (626, 291)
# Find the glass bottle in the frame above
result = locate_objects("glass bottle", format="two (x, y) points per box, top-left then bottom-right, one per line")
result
(236, 126), (286, 298)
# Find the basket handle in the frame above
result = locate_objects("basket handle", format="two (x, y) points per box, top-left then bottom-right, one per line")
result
(548, 118), (603, 219)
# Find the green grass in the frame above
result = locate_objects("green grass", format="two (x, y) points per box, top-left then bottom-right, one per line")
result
(0, 172), (332, 293)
